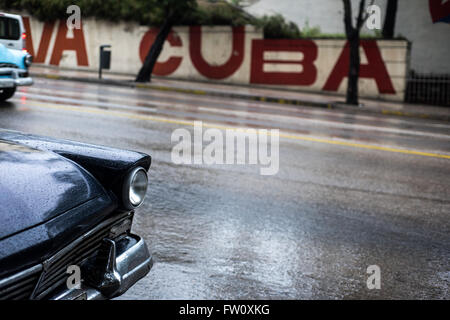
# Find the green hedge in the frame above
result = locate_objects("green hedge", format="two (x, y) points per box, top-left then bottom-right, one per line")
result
(0, 0), (161, 25)
(254, 14), (301, 39)
(0, 0), (301, 39)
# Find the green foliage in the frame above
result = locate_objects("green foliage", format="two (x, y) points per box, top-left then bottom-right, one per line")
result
(300, 21), (322, 38)
(372, 29), (383, 38)
(295, 21), (384, 39)
(254, 14), (301, 39)
(0, 0), (197, 25)
(194, 3), (251, 26)
(230, 0), (242, 6)
(0, 0), (301, 39)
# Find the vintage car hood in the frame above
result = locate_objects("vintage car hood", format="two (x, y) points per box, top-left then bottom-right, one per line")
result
(0, 139), (106, 240)
(0, 43), (25, 68)
(0, 129), (151, 192)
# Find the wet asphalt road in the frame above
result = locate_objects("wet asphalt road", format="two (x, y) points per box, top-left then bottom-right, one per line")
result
(1, 78), (449, 299)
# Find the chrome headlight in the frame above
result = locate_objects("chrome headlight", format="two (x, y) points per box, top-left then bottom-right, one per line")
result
(122, 167), (148, 209)
(24, 54), (33, 67)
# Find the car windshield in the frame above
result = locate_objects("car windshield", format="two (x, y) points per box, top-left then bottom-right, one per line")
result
(0, 17), (20, 40)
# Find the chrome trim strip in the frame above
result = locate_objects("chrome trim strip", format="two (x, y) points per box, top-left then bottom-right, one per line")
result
(31, 212), (132, 299)
(0, 264), (42, 289)
(1, 212), (139, 300)
(46, 212), (131, 266)
(0, 68), (33, 87)
(0, 67), (19, 74)
(47, 234), (153, 300)
(0, 79), (15, 88)
(14, 77), (33, 86)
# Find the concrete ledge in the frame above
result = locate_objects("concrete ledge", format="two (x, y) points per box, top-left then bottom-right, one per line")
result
(332, 102), (450, 122)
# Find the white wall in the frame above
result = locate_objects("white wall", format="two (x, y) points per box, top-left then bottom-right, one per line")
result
(21, 14), (409, 101)
(246, 0), (450, 74)
(395, 0), (450, 74)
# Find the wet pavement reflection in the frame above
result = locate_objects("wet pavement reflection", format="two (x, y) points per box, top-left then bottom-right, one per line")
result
(1, 78), (449, 299)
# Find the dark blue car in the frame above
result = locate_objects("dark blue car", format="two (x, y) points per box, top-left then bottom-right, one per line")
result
(0, 129), (153, 300)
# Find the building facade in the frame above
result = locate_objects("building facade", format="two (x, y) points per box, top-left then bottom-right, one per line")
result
(246, 0), (450, 74)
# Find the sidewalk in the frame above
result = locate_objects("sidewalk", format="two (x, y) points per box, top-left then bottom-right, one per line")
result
(30, 65), (450, 122)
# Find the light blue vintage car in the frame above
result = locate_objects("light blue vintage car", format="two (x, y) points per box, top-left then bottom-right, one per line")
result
(0, 43), (33, 101)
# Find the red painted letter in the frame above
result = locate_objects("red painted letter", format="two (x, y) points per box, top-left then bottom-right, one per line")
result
(189, 26), (244, 79)
(22, 17), (55, 63)
(323, 40), (396, 94)
(22, 17), (34, 55)
(250, 39), (318, 86)
(139, 28), (182, 76)
(429, 0), (450, 23)
(50, 20), (88, 66)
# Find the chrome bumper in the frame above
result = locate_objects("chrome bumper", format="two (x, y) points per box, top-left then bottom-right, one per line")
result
(48, 234), (153, 300)
(0, 68), (33, 88)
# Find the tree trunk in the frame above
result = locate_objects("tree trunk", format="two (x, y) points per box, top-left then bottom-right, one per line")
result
(135, 18), (173, 83)
(343, 0), (365, 106)
(346, 33), (360, 105)
(382, 0), (397, 39)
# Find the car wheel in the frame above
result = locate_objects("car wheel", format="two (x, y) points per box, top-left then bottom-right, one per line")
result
(0, 87), (17, 101)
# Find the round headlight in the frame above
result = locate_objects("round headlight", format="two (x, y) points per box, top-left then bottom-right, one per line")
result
(24, 54), (33, 67)
(122, 167), (148, 209)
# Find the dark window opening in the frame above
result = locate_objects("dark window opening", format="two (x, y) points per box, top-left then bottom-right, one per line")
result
(0, 17), (20, 41)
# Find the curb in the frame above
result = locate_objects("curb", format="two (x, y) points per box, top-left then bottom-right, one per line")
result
(34, 73), (333, 109)
(332, 103), (450, 122)
(33, 73), (449, 122)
